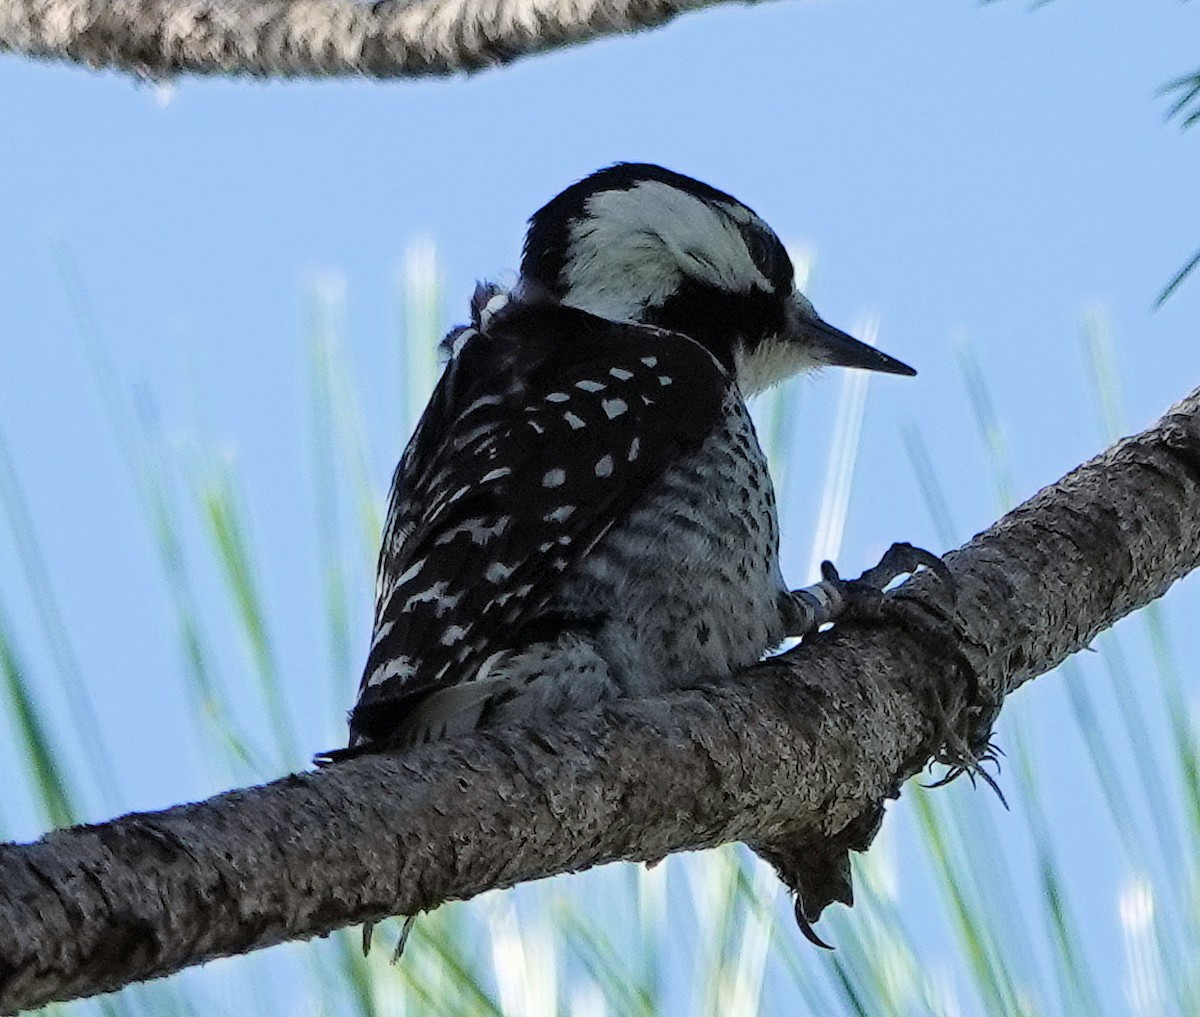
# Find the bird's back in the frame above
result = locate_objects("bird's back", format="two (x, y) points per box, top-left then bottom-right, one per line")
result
(347, 299), (786, 749)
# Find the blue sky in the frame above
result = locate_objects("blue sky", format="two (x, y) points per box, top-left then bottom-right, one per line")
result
(1, 0), (1199, 1010)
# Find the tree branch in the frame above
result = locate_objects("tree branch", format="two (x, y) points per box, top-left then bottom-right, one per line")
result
(0, 0), (742, 80)
(2, 386), (1199, 1013)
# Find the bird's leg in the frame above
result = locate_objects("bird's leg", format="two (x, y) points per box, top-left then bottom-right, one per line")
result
(771, 542), (1003, 949)
(784, 542), (1005, 803)
(780, 541), (951, 639)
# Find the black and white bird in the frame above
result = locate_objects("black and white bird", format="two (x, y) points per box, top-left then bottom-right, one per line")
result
(324, 163), (929, 939)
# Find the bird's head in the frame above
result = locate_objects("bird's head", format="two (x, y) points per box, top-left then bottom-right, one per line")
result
(521, 163), (914, 395)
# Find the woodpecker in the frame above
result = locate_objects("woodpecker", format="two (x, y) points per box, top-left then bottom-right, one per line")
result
(324, 163), (937, 942)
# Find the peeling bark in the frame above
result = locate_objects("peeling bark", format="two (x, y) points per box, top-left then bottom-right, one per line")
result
(0, 0), (743, 80)
(1, 387), (1199, 1013)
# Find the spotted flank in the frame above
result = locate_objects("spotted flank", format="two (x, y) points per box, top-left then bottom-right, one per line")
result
(323, 164), (919, 964)
(347, 299), (731, 749)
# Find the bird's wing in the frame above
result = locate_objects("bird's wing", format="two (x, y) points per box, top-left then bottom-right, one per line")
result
(348, 302), (731, 747)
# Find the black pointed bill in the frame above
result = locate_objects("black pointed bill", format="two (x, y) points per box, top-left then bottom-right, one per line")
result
(802, 317), (916, 377)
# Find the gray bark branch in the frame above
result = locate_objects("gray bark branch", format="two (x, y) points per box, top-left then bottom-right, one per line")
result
(0, 0), (740, 80)
(2, 386), (1200, 1013)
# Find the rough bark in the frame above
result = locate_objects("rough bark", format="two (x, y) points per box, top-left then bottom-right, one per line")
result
(0, 0), (743, 80)
(1, 386), (1199, 1013)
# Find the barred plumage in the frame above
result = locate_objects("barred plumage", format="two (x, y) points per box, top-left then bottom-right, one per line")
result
(320, 162), (923, 946)
(329, 162), (915, 756)
(351, 300), (734, 748)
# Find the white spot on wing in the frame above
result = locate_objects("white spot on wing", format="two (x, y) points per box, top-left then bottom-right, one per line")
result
(441, 625), (469, 646)
(564, 411), (586, 429)
(473, 650), (508, 683)
(401, 581), (463, 616)
(595, 454), (614, 477)
(369, 620), (395, 650)
(485, 562), (514, 583)
(480, 290), (510, 326)
(529, 420), (546, 434)
(394, 558), (427, 586)
(452, 422), (498, 450)
(609, 367), (634, 381)
(602, 398), (628, 419)
(575, 379), (606, 392)
(658, 375), (673, 386)
(461, 394), (503, 416)
(434, 516), (511, 545)
(628, 436), (640, 461)
(449, 329), (477, 358)
(365, 655), (415, 688)
(641, 356), (658, 367)
(546, 392), (570, 403)
(544, 505), (576, 523)
(543, 468), (566, 488)
(491, 582), (534, 608)
(481, 467), (512, 483)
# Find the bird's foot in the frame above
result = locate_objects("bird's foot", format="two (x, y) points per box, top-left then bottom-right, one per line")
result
(766, 543), (1004, 951)
(868, 549), (1006, 805)
(784, 542), (1004, 803)
(752, 801), (887, 951)
(782, 541), (951, 638)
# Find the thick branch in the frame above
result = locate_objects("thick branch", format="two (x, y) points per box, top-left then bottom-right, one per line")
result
(2, 388), (1199, 1013)
(0, 0), (741, 79)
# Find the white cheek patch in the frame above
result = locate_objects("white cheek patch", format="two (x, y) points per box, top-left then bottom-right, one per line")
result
(561, 181), (773, 319)
(734, 337), (824, 396)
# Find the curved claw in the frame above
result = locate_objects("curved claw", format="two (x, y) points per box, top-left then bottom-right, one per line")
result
(922, 746), (1009, 810)
(785, 542), (952, 640)
(391, 914), (416, 965)
(794, 901), (836, 950)
(857, 541), (952, 593)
